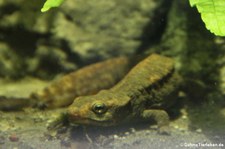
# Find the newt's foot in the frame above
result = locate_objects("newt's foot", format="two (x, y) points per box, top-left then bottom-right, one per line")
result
(142, 109), (171, 135)
(47, 112), (69, 131)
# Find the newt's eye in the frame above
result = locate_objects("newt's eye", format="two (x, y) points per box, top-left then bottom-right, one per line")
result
(92, 103), (107, 114)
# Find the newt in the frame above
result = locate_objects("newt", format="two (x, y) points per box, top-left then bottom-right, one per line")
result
(0, 56), (135, 110)
(67, 54), (181, 133)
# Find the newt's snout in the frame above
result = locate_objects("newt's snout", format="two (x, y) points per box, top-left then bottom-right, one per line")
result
(67, 106), (80, 120)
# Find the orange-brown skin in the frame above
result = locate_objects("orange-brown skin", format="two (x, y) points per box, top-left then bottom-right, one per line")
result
(0, 56), (134, 110)
(31, 56), (134, 108)
(67, 54), (182, 133)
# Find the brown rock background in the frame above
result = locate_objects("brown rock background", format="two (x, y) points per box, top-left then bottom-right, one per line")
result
(0, 0), (170, 78)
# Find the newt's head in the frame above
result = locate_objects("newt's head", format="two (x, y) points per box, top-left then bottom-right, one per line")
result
(67, 90), (131, 126)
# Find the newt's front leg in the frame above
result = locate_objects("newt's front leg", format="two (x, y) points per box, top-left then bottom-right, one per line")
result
(141, 109), (170, 135)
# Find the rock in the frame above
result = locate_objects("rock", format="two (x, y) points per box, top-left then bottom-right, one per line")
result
(154, 0), (225, 102)
(0, 0), (170, 78)
(0, 42), (25, 78)
(56, 0), (170, 63)
(9, 134), (19, 142)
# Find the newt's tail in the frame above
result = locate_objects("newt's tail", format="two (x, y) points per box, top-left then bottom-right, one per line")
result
(0, 96), (33, 111)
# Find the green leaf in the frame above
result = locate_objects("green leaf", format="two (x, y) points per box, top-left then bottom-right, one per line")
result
(41, 0), (64, 12)
(190, 0), (225, 36)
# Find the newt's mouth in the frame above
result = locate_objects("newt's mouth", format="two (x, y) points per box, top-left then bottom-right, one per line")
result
(68, 114), (115, 126)
(67, 106), (116, 126)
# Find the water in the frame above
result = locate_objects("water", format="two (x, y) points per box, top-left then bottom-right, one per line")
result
(0, 0), (225, 148)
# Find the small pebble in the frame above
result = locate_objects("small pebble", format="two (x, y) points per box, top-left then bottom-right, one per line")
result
(196, 128), (202, 133)
(149, 125), (158, 130)
(130, 128), (136, 133)
(181, 115), (187, 119)
(113, 135), (119, 139)
(9, 134), (19, 142)
(173, 125), (179, 129)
